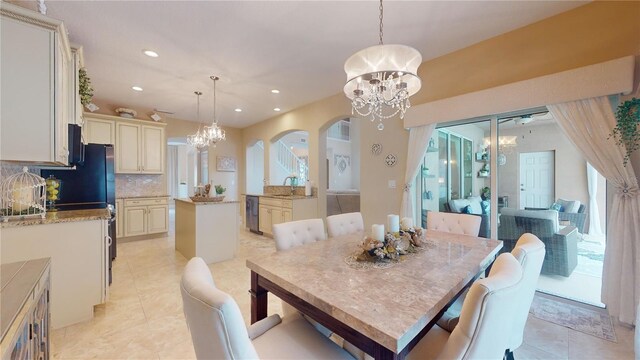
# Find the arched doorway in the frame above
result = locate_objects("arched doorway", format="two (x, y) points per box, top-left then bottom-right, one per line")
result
(245, 139), (264, 194)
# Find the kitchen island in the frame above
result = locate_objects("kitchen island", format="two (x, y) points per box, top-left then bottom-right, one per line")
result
(175, 198), (239, 264)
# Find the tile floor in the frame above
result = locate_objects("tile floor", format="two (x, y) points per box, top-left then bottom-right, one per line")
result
(51, 227), (635, 359)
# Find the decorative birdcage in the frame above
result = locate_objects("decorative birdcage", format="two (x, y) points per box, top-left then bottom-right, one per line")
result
(0, 167), (46, 221)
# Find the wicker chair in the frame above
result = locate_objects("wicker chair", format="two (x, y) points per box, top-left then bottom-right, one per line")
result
(498, 208), (578, 277)
(525, 204), (586, 234)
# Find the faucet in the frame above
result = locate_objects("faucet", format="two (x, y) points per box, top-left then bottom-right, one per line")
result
(283, 176), (297, 195)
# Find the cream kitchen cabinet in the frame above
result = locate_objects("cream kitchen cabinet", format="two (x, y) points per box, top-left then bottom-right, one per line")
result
(84, 117), (116, 145)
(258, 197), (318, 236)
(122, 197), (169, 237)
(115, 122), (165, 174)
(116, 199), (123, 238)
(0, 3), (73, 165)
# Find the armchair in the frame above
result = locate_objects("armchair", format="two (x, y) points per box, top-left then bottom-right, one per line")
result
(498, 208), (578, 277)
(525, 204), (586, 234)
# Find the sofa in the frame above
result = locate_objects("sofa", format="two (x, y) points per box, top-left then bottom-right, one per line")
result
(446, 197), (490, 238)
(498, 208), (578, 277)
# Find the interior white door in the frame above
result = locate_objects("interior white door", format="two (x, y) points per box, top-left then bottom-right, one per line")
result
(519, 151), (555, 208)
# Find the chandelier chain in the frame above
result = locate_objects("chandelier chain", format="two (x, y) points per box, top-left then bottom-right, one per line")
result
(378, 0), (383, 45)
(213, 78), (217, 123)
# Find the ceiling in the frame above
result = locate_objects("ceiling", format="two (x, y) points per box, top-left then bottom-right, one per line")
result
(14, 1), (587, 128)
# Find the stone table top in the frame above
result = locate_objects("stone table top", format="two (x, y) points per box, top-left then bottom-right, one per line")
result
(246, 230), (503, 353)
(0, 209), (110, 228)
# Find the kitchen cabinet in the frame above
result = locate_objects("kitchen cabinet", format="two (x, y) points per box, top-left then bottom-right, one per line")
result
(258, 197), (318, 236)
(1, 219), (108, 329)
(0, 259), (51, 360)
(122, 197), (169, 237)
(70, 46), (85, 127)
(0, 3), (72, 165)
(115, 121), (165, 174)
(84, 117), (115, 145)
(116, 199), (123, 238)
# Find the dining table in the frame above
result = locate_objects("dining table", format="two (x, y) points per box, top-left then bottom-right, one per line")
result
(246, 230), (503, 360)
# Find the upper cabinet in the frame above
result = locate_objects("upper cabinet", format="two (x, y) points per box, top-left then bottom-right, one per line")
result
(0, 3), (73, 165)
(84, 117), (115, 145)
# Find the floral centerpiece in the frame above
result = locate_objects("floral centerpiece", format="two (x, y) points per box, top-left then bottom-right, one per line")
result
(357, 226), (427, 263)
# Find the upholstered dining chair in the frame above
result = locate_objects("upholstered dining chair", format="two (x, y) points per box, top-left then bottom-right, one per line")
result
(437, 233), (545, 359)
(326, 212), (365, 237)
(180, 257), (354, 360)
(272, 218), (326, 251)
(272, 218), (332, 336)
(407, 252), (524, 360)
(426, 211), (482, 237)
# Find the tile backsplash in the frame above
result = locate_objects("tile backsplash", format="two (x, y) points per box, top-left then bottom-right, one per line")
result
(116, 174), (166, 198)
(0, 163), (41, 180)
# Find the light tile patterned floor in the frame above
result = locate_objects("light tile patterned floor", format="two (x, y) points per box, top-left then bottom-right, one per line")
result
(51, 228), (635, 359)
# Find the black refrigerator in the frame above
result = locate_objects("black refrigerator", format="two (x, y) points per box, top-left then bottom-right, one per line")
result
(42, 143), (116, 284)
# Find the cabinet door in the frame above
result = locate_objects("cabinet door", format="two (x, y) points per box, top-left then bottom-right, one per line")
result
(124, 206), (146, 237)
(0, 17), (55, 163)
(271, 207), (284, 229)
(147, 205), (168, 234)
(55, 37), (70, 166)
(259, 205), (271, 234)
(282, 209), (292, 223)
(141, 125), (165, 174)
(85, 119), (115, 145)
(116, 123), (141, 173)
(116, 199), (123, 238)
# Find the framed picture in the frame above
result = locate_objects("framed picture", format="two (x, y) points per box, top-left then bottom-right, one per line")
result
(216, 156), (236, 172)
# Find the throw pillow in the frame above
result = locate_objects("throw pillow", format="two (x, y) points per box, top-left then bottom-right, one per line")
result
(449, 199), (471, 213)
(557, 198), (580, 213)
(481, 200), (490, 215)
(549, 203), (563, 212)
(462, 205), (472, 214)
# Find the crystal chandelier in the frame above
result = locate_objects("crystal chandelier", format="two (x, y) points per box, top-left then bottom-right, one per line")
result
(204, 75), (226, 147)
(343, 0), (422, 130)
(187, 91), (210, 149)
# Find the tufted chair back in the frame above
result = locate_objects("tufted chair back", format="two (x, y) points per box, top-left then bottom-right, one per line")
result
(326, 212), (365, 238)
(273, 218), (327, 251)
(427, 211), (482, 236)
(438, 253), (523, 360)
(508, 233), (546, 352)
(180, 257), (259, 360)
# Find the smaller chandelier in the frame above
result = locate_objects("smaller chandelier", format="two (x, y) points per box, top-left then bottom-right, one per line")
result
(344, 0), (422, 130)
(204, 75), (226, 147)
(187, 91), (210, 149)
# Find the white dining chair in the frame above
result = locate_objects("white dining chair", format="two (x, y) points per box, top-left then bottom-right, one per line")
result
(437, 233), (545, 357)
(326, 212), (365, 237)
(272, 218), (326, 251)
(180, 257), (354, 360)
(426, 211), (481, 236)
(272, 218), (332, 336)
(407, 252), (524, 360)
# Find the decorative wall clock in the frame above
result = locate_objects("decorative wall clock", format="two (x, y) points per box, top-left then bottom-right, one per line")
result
(371, 143), (382, 155)
(385, 154), (397, 167)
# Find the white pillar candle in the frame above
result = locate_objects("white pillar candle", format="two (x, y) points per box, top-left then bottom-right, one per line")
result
(387, 214), (400, 233)
(401, 217), (414, 230)
(372, 224), (385, 241)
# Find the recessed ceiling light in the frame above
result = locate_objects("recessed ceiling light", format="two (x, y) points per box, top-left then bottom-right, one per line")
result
(271, 89), (280, 94)
(132, 86), (143, 91)
(234, 108), (242, 112)
(273, 108), (281, 112)
(143, 50), (159, 58)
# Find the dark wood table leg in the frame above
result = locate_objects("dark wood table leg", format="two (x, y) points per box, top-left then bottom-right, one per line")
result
(250, 271), (268, 324)
(373, 343), (401, 360)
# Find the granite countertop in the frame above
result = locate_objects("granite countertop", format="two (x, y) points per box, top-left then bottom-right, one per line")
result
(175, 198), (240, 205)
(0, 209), (110, 228)
(243, 194), (317, 200)
(116, 195), (170, 199)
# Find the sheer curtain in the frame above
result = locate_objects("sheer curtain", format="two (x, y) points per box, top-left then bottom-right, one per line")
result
(586, 162), (604, 236)
(401, 124), (436, 222)
(548, 96), (640, 324)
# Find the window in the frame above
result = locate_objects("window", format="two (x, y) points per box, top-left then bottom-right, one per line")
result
(327, 119), (350, 141)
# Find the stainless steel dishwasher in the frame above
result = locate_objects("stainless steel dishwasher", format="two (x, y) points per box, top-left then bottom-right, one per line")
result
(246, 195), (262, 234)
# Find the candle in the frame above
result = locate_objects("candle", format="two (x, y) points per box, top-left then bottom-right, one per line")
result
(387, 214), (400, 233)
(372, 224), (385, 241)
(401, 217), (414, 230)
